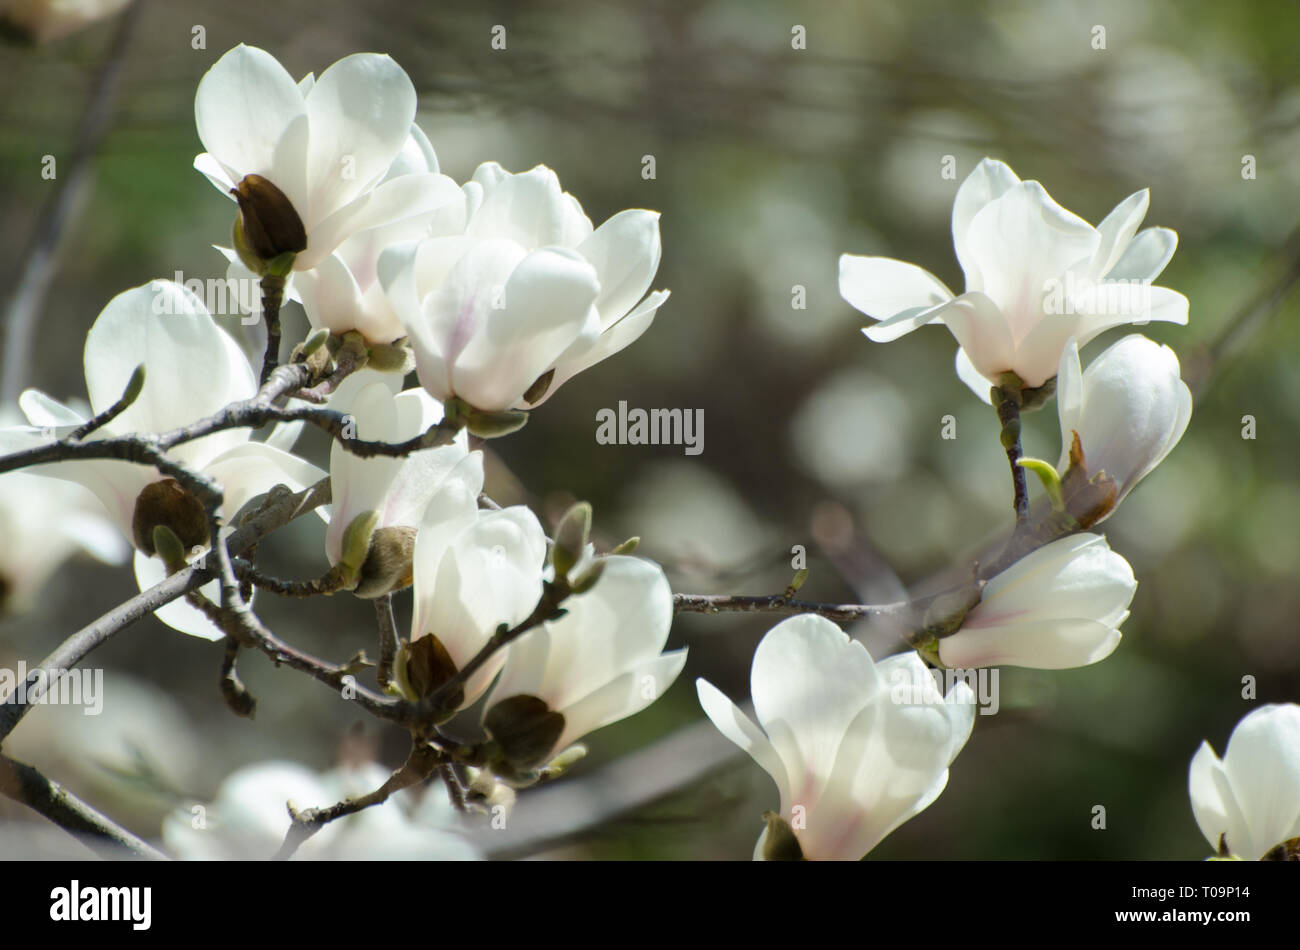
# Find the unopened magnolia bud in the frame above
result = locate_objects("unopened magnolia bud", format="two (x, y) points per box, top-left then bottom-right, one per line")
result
(568, 557), (606, 594)
(338, 510), (380, 576)
(401, 633), (461, 708)
(760, 811), (805, 861)
(609, 536), (640, 555)
(539, 743), (587, 779)
(484, 694), (565, 773)
(365, 339), (414, 374)
(297, 328), (330, 359)
(151, 524), (189, 574)
(122, 363), (146, 405)
(464, 407), (529, 439)
(230, 174), (307, 271)
(552, 501), (592, 579)
(353, 525), (417, 599)
(132, 479), (207, 555)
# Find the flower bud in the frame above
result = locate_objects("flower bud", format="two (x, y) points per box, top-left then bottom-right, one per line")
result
(230, 174), (307, 272)
(551, 501), (592, 580)
(760, 811), (805, 862)
(484, 694), (566, 774)
(354, 525), (418, 599)
(132, 479), (207, 555)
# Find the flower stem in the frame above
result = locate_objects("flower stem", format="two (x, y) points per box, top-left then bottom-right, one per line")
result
(259, 273), (286, 387)
(992, 378), (1029, 525)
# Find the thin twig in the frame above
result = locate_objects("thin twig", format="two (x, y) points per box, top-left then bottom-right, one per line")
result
(0, 754), (168, 860)
(375, 594), (399, 690)
(272, 740), (443, 860)
(672, 592), (909, 623)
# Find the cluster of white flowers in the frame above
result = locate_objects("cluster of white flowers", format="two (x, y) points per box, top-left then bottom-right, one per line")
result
(4, 43), (1288, 865)
(0, 44), (682, 853)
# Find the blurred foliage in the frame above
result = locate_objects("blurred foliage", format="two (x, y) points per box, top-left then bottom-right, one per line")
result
(2, 0), (1299, 860)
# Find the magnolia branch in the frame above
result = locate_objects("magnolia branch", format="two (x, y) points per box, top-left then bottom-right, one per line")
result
(272, 739), (444, 859)
(0, 754), (167, 860)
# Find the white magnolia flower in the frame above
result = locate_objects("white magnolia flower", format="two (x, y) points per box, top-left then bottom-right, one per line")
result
(697, 614), (974, 861)
(483, 556), (686, 772)
(0, 417), (128, 612)
(380, 162), (669, 411)
(938, 533), (1136, 670)
(1189, 704), (1300, 860)
(398, 453), (548, 710)
(839, 158), (1188, 400)
(12, 282), (323, 639)
(325, 379), (468, 596)
(293, 125), (469, 344)
(1056, 334), (1192, 515)
(161, 760), (480, 860)
(194, 45), (462, 272)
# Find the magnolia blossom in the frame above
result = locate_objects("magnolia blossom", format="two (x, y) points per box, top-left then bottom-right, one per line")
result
(194, 44), (462, 272)
(325, 378), (468, 596)
(398, 453), (548, 710)
(697, 614), (974, 861)
(380, 162), (669, 411)
(938, 533), (1136, 670)
(1189, 704), (1300, 860)
(161, 760), (481, 860)
(292, 125), (470, 344)
(1056, 334), (1192, 514)
(839, 158), (1188, 400)
(11, 282), (322, 639)
(0, 464), (128, 614)
(483, 556), (686, 772)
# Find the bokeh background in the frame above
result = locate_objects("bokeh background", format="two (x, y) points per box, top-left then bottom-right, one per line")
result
(1, 0), (1298, 860)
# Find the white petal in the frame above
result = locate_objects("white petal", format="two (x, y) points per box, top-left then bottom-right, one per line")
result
(840, 255), (954, 331)
(133, 550), (227, 641)
(696, 679), (791, 806)
(576, 209), (662, 327)
(1220, 704), (1300, 859)
(951, 158), (1021, 290)
(1089, 189), (1149, 279)
(1106, 227), (1178, 282)
(552, 649), (688, 753)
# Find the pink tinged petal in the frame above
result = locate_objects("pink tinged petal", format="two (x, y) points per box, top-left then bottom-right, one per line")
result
(1106, 227), (1178, 283)
(697, 679), (793, 810)
(530, 289), (669, 407)
(301, 172), (465, 271)
(444, 245), (601, 411)
(302, 53), (417, 224)
(577, 209), (662, 328)
(194, 45), (306, 192)
(839, 255), (954, 332)
(748, 615), (881, 819)
(1220, 704), (1300, 859)
(1089, 189), (1149, 279)
(962, 180), (1100, 343)
(133, 550), (227, 641)
(378, 392), (469, 531)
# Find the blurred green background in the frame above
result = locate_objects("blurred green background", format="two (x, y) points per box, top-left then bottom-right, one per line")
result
(1, 0), (1298, 860)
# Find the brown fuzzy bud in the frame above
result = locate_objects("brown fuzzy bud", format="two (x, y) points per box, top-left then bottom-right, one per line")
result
(132, 479), (207, 556)
(231, 174), (307, 266)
